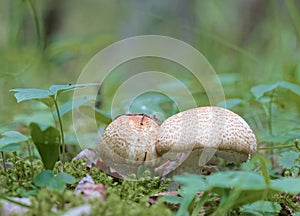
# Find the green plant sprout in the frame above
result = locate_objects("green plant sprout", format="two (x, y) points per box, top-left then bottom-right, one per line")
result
(10, 84), (92, 164)
(251, 81), (300, 136)
(252, 81), (300, 149)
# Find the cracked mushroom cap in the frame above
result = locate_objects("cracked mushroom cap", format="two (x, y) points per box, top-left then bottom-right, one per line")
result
(98, 114), (160, 167)
(156, 106), (257, 163)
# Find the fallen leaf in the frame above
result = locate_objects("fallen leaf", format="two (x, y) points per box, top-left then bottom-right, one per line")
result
(74, 175), (106, 201)
(149, 191), (179, 205)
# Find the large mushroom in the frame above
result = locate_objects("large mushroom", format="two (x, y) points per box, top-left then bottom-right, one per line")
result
(155, 106), (257, 176)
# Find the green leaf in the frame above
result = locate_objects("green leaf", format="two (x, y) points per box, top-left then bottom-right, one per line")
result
(218, 98), (244, 109)
(0, 143), (21, 152)
(49, 83), (93, 96)
(10, 84), (94, 107)
(271, 178), (300, 194)
(129, 100), (165, 116)
(173, 174), (207, 216)
(278, 81), (300, 95)
(251, 82), (279, 99)
(10, 88), (53, 106)
(231, 189), (272, 208)
(176, 197), (194, 216)
(174, 174), (207, 193)
(30, 123), (60, 170)
(171, 170), (296, 214)
(56, 172), (76, 184)
(207, 171), (267, 190)
(16, 187), (38, 197)
(129, 92), (178, 119)
(251, 81), (300, 99)
(0, 131), (29, 147)
(241, 201), (282, 214)
(33, 171), (75, 191)
(33, 170), (55, 187)
(278, 151), (300, 169)
(47, 179), (67, 191)
(129, 94), (167, 114)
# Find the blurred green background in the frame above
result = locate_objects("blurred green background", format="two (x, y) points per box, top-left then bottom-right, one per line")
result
(1, 0), (300, 146)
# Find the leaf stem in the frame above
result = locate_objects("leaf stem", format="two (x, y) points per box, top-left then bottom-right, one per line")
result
(268, 90), (276, 167)
(0, 194), (32, 208)
(1, 151), (7, 172)
(191, 192), (209, 216)
(27, 141), (34, 178)
(268, 90), (275, 136)
(213, 189), (241, 215)
(258, 144), (295, 150)
(53, 98), (65, 163)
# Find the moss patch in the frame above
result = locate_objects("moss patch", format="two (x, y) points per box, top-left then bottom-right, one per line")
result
(0, 156), (172, 215)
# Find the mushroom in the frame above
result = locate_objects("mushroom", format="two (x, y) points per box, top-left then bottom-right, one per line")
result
(155, 106), (257, 176)
(98, 107), (257, 177)
(98, 114), (160, 175)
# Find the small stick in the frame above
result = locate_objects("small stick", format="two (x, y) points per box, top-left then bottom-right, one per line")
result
(143, 152), (147, 162)
(1, 151), (7, 172)
(140, 114), (146, 125)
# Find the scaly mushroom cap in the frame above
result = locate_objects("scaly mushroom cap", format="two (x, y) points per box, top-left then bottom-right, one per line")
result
(98, 114), (159, 167)
(156, 106), (257, 163)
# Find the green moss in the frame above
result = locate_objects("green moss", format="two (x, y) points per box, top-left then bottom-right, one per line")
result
(0, 153), (44, 196)
(269, 193), (300, 214)
(108, 175), (170, 203)
(89, 194), (172, 216)
(23, 188), (85, 216)
(1, 156), (172, 215)
(86, 166), (114, 186)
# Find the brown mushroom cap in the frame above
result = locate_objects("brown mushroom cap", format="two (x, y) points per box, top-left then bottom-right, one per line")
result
(98, 114), (160, 168)
(156, 106), (257, 163)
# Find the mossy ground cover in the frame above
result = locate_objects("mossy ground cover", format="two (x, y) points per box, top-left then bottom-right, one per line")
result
(0, 157), (173, 216)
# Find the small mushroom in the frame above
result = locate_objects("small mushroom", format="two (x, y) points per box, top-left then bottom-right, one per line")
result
(98, 114), (160, 173)
(155, 106), (257, 174)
